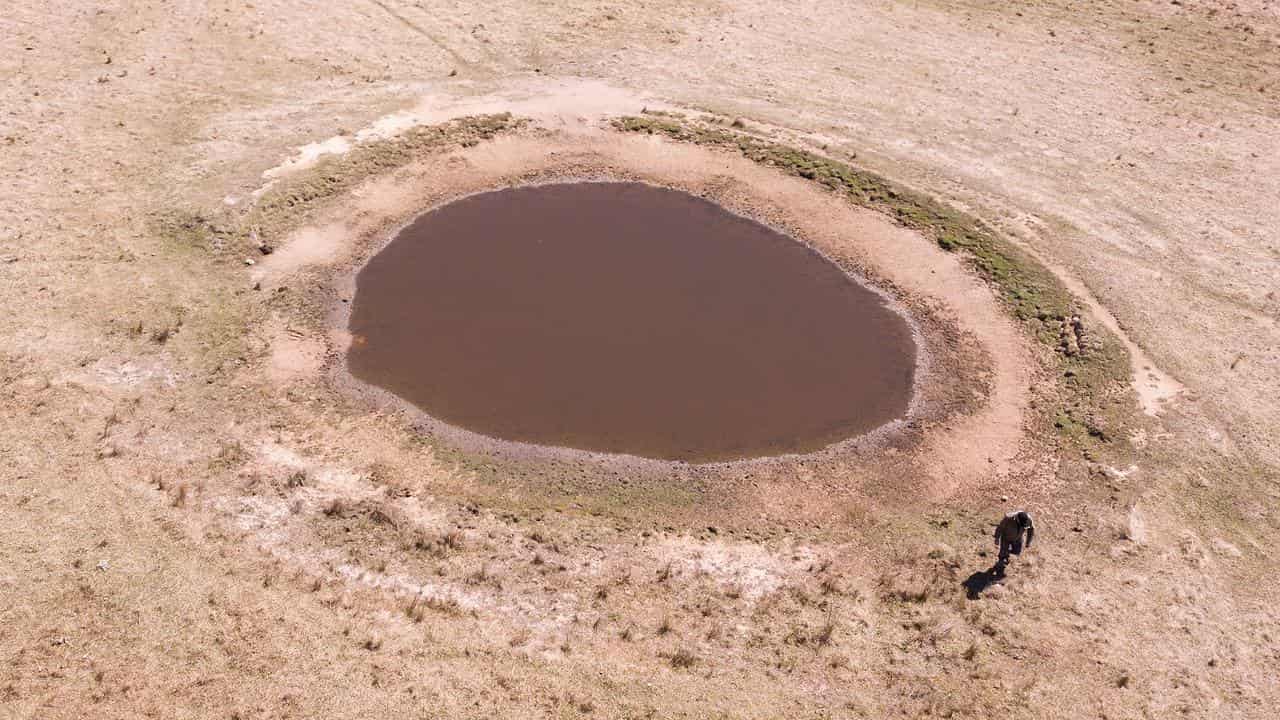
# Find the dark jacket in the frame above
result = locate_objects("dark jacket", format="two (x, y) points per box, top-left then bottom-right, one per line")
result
(995, 511), (1035, 548)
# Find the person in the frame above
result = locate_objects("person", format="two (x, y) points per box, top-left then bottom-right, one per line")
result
(993, 510), (1034, 576)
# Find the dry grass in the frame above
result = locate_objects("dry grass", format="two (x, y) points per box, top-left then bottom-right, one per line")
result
(405, 592), (460, 621)
(6, 3), (1278, 718)
(668, 649), (697, 669)
(402, 526), (465, 557)
(465, 563), (501, 590)
(656, 616), (674, 636)
(819, 575), (842, 596)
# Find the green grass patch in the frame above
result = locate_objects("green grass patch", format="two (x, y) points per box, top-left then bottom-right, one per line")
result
(613, 114), (1134, 447)
(245, 113), (526, 241)
(150, 114), (527, 261)
(614, 115), (1069, 338)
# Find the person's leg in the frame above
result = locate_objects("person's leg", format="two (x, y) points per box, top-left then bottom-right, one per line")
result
(995, 541), (1011, 575)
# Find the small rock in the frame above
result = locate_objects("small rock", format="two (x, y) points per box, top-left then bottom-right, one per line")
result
(1124, 507), (1147, 544)
(1212, 539), (1242, 558)
(244, 258), (256, 266)
(95, 560), (109, 572)
(249, 227), (265, 252)
(448, 68), (457, 77)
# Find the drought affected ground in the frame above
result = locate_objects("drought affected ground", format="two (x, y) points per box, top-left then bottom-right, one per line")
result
(2, 2), (1279, 719)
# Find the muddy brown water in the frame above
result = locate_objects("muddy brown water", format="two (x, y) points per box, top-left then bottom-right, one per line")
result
(348, 182), (916, 462)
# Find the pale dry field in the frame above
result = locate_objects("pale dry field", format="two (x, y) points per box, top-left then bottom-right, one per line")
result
(2, 1), (1279, 719)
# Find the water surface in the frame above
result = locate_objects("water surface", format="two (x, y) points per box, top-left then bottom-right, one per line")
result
(348, 182), (915, 462)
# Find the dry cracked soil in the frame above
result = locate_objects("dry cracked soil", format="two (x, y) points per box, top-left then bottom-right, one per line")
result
(2, 1), (1279, 719)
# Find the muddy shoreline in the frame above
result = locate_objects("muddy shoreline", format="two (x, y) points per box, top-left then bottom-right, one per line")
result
(304, 144), (998, 500)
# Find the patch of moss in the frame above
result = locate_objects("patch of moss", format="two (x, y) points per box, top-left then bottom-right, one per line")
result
(614, 116), (1070, 332)
(613, 115), (1133, 446)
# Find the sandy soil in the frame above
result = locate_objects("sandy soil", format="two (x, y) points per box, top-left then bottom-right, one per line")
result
(2, 1), (1279, 719)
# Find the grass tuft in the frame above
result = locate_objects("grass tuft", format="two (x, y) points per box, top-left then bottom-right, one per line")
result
(668, 648), (697, 669)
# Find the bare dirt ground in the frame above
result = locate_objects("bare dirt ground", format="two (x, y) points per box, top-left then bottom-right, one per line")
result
(3, 1), (1279, 718)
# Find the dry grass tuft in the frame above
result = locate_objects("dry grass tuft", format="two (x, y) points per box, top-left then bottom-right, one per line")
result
(405, 592), (460, 621)
(210, 440), (246, 470)
(171, 484), (188, 508)
(657, 616), (674, 636)
(819, 575), (842, 596)
(880, 567), (947, 604)
(465, 563), (501, 590)
(363, 501), (400, 528)
(402, 527), (465, 557)
(668, 648), (697, 669)
(814, 619), (836, 647)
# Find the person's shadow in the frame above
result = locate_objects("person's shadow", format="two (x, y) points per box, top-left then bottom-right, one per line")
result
(962, 566), (1003, 599)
